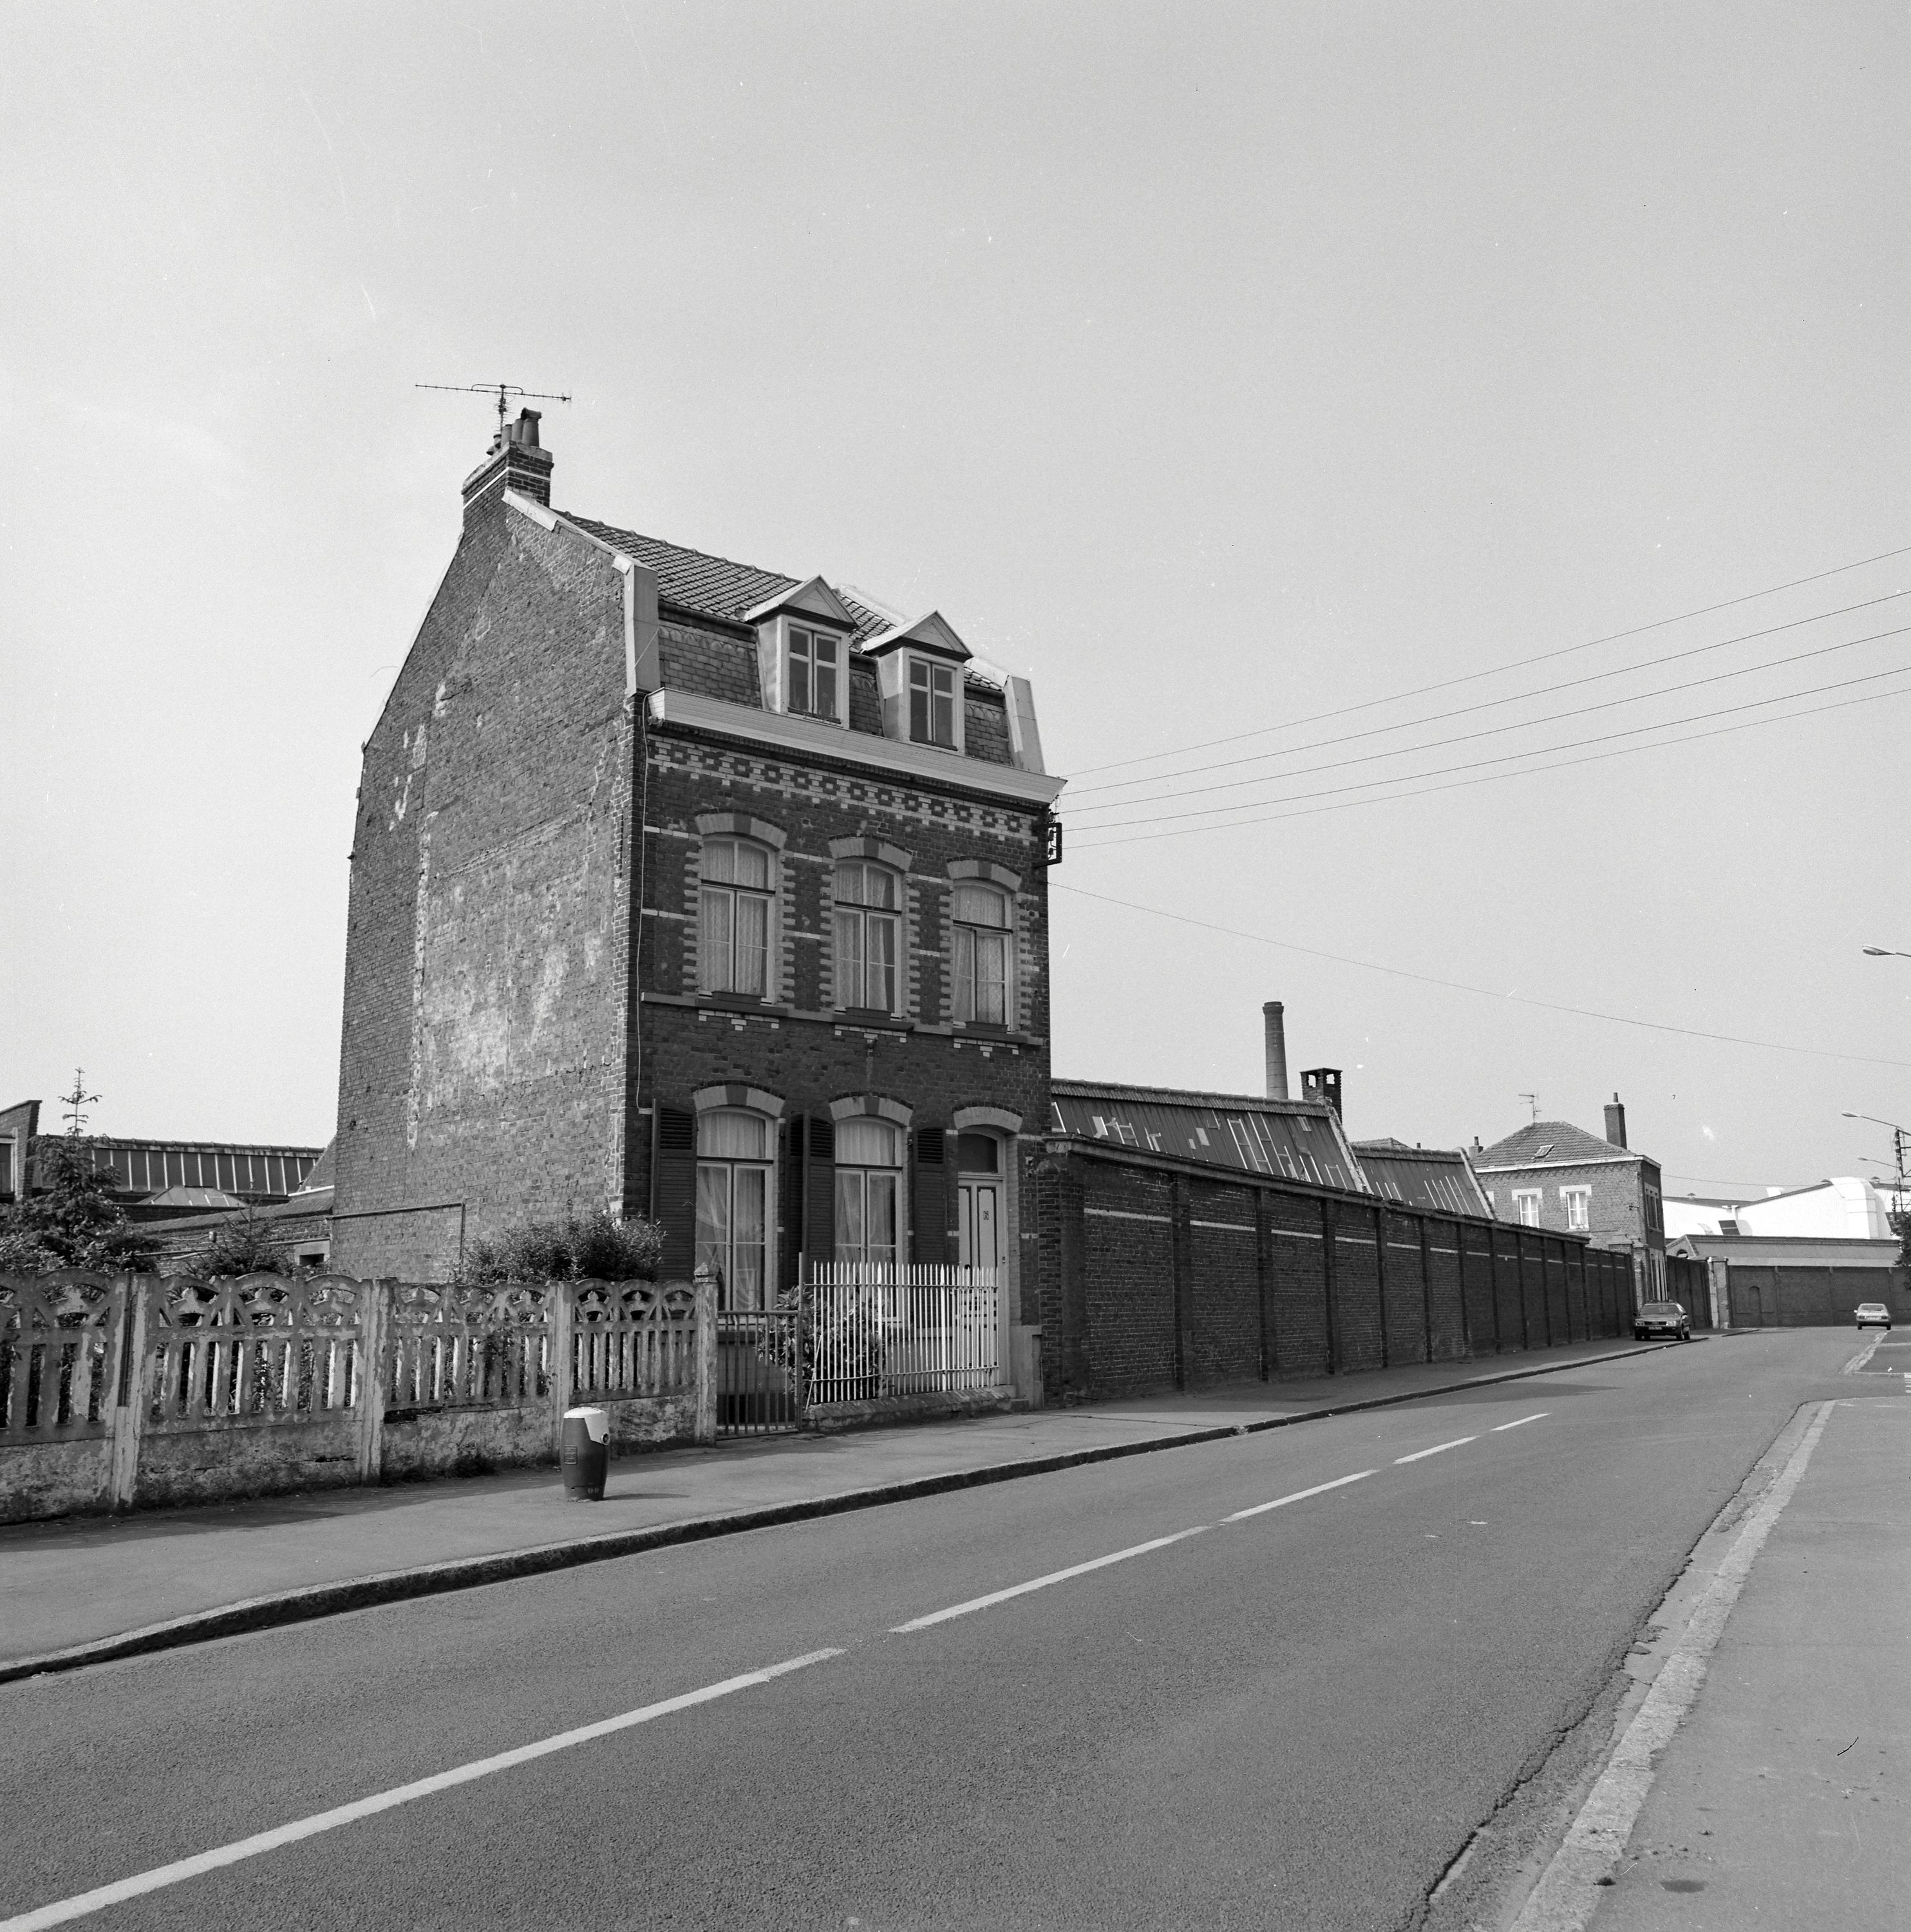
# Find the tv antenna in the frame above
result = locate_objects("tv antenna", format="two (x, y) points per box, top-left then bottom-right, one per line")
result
(415, 382), (573, 433)
(1519, 1092), (1538, 1124)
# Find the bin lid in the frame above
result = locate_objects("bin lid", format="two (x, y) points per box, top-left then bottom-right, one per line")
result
(563, 1406), (610, 1442)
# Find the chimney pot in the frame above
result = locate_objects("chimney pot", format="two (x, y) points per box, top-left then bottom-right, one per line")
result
(1301, 1066), (1342, 1120)
(1262, 1001), (1289, 1101)
(461, 408), (554, 519)
(1604, 1094), (1628, 1149)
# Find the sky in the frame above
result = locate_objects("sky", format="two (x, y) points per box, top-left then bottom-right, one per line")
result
(3, 0), (1906, 1200)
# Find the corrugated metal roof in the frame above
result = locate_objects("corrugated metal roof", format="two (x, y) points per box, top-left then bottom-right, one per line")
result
(1668, 1234), (1901, 1267)
(1050, 1080), (1364, 1193)
(1352, 1142), (1494, 1218)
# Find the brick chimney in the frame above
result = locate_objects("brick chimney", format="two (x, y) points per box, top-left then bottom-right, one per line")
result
(1262, 1001), (1289, 1101)
(1605, 1093), (1628, 1148)
(1302, 1067), (1342, 1119)
(460, 408), (554, 522)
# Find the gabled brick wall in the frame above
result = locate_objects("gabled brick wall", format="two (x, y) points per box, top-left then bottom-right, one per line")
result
(334, 491), (634, 1278)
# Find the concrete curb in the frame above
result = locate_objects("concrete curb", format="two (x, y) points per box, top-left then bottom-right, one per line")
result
(0, 1340), (1677, 1687)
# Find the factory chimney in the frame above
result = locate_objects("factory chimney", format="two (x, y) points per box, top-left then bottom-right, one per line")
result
(1262, 1002), (1289, 1101)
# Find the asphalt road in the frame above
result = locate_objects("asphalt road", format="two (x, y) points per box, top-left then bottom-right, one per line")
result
(0, 1330), (1885, 1932)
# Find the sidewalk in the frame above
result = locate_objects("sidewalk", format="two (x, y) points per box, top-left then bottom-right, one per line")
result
(0, 1336), (1669, 1681)
(1583, 1394), (1909, 1929)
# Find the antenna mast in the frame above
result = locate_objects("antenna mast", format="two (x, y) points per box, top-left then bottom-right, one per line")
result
(415, 382), (574, 432)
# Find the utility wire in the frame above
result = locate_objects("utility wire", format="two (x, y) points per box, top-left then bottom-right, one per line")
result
(1050, 882), (1911, 1071)
(1066, 541), (1911, 781)
(1068, 674), (1911, 849)
(1068, 625), (1911, 826)
(1068, 588), (1907, 802)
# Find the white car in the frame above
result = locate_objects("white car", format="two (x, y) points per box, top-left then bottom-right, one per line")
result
(1854, 1302), (1892, 1331)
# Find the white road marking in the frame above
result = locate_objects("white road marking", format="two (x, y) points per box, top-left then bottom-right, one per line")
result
(1223, 1470), (1375, 1520)
(890, 1528), (1209, 1632)
(0, 1649), (844, 1932)
(1394, 1435), (1476, 1464)
(1492, 1412), (1550, 1431)
(1509, 1401), (1836, 1931)
(1841, 1334), (1883, 1374)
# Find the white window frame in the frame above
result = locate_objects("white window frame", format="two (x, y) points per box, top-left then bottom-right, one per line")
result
(1512, 1189), (1542, 1227)
(907, 654), (961, 750)
(784, 620), (847, 725)
(695, 1109), (777, 1310)
(1560, 1185), (1591, 1233)
(699, 837), (776, 998)
(832, 859), (904, 1016)
(833, 1117), (905, 1271)
(950, 880), (1012, 1026)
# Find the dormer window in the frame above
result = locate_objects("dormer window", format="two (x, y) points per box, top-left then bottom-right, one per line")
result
(788, 625), (841, 721)
(909, 658), (957, 748)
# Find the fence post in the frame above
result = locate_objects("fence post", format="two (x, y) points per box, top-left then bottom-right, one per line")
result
(693, 1276), (717, 1444)
(549, 1282), (577, 1454)
(357, 1278), (390, 1485)
(108, 1275), (151, 1513)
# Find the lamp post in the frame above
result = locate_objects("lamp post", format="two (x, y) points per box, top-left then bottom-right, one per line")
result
(1861, 946), (1911, 958)
(1843, 1112), (1910, 1255)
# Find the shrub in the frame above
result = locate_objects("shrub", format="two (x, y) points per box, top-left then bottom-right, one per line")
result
(454, 1209), (663, 1286)
(0, 1135), (156, 1274)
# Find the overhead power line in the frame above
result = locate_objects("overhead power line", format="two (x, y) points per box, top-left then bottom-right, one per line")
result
(1068, 673), (1911, 849)
(1050, 882), (1911, 1071)
(1068, 627), (1911, 828)
(1067, 589), (1908, 804)
(1066, 540), (1911, 781)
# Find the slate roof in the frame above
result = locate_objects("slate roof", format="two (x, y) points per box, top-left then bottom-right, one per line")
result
(561, 508), (1017, 766)
(1474, 1121), (1641, 1168)
(562, 515), (896, 643)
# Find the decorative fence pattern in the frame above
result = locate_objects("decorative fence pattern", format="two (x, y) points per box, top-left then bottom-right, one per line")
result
(146, 1274), (366, 1430)
(572, 1280), (698, 1403)
(806, 1264), (1003, 1406)
(386, 1281), (552, 1412)
(0, 1271), (123, 1444)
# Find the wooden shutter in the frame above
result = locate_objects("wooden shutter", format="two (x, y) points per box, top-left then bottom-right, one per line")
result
(805, 1115), (834, 1265)
(780, 1116), (804, 1291)
(912, 1128), (950, 1267)
(654, 1105), (697, 1278)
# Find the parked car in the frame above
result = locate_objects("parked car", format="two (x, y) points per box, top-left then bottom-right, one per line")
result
(1633, 1300), (1693, 1341)
(1854, 1302), (1893, 1331)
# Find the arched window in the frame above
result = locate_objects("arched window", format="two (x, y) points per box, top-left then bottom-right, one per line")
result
(701, 838), (773, 997)
(951, 882), (1011, 1025)
(695, 1110), (773, 1308)
(833, 860), (901, 1014)
(834, 1117), (903, 1270)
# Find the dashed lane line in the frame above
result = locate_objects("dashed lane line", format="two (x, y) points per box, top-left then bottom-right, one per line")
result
(0, 1649), (845, 1932)
(1222, 1470), (1375, 1521)
(889, 1528), (1210, 1632)
(1492, 1412), (1550, 1431)
(1394, 1435), (1477, 1464)
(1841, 1334), (1884, 1374)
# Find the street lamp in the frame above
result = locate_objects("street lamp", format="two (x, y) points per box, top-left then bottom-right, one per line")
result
(1844, 1113), (1910, 1247)
(1861, 946), (1911, 958)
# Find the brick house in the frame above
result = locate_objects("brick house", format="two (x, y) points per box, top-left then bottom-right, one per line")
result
(332, 412), (1062, 1376)
(1471, 1095), (1666, 1302)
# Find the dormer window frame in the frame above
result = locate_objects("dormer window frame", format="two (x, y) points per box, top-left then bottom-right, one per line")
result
(745, 578), (860, 728)
(907, 652), (963, 753)
(782, 616), (850, 728)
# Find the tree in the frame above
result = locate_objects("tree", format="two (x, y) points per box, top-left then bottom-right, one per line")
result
(0, 1135), (157, 1274)
(196, 1208), (292, 1279)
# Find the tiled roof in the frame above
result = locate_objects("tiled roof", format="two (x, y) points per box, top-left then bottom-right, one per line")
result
(1475, 1121), (1638, 1168)
(561, 515), (895, 645)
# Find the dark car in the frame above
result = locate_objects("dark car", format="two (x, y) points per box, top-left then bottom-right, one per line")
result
(1633, 1300), (1692, 1341)
(1854, 1302), (1893, 1331)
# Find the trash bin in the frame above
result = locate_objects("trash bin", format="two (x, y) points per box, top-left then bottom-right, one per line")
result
(560, 1406), (610, 1501)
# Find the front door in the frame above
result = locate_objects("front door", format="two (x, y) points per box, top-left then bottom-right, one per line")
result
(955, 1131), (1002, 1274)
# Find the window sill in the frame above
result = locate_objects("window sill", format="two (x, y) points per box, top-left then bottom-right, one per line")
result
(695, 990), (786, 1014)
(834, 1007), (907, 1028)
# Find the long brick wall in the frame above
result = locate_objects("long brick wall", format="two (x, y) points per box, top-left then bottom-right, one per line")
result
(1037, 1145), (1634, 1401)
